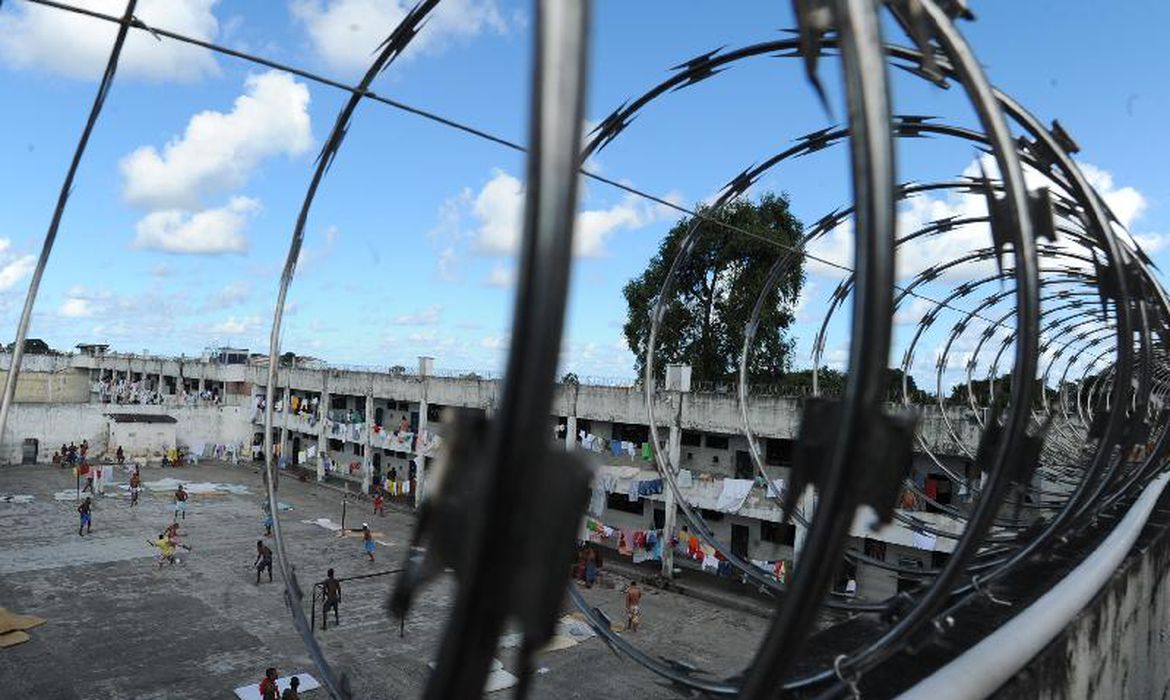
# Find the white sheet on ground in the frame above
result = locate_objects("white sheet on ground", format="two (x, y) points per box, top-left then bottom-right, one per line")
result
(233, 673), (320, 699)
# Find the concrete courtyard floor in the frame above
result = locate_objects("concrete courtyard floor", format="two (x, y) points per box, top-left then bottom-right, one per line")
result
(0, 461), (769, 699)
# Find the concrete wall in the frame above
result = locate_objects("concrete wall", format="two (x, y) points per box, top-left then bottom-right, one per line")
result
(109, 421), (176, 459)
(0, 403), (254, 463)
(0, 368), (90, 403)
(999, 495), (1170, 699)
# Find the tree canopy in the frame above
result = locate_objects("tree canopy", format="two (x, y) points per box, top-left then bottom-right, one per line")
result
(622, 193), (805, 382)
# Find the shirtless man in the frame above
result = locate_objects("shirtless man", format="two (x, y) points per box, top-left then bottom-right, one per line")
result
(255, 540), (274, 584)
(321, 568), (342, 630)
(361, 523), (375, 563)
(173, 484), (188, 521)
(129, 470), (141, 507)
(625, 580), (642, 632)
(78, 497), (93, 536)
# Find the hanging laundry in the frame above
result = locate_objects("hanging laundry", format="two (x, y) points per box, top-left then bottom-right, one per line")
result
(632, 531), (646, 549)
(627, 479), (639, 502)
(637, 479), (663, 496)
(765, 478), (785, 499)
(715, 478), (755, 513)
(589, 487), (606, 517)
(677, 469), (694, 488)
(641, 442), (652, 461)
(610, 440), (623, 458)
(618, 530), (631, 556)
(623, 441), (637, 458)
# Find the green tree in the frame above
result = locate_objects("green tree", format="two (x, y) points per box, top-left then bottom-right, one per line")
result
(622, 193), (805, 382)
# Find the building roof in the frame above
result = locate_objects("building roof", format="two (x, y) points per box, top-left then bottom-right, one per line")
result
(106, 413), (178, 424)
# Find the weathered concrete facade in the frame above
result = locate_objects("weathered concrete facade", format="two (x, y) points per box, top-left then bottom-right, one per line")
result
(1, 350), (984, 595)
(998, 493), (1170, 699)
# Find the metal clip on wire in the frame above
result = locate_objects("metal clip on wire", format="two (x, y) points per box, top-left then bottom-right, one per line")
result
(833, 654), (862, 699)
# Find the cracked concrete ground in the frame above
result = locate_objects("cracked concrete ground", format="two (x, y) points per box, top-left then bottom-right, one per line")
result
(0, 461), (767, 699)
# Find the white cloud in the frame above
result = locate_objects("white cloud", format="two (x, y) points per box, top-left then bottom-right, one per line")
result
(59, 297), (95, 318)
(0, 0), (220, 81)
(806, 158), (1165, 282)
(0, 250), (35, 292)
(290, 0), (508, 73)
(208, 315), (262, 335)
(468, 170), (669, 258)
(480, 333), (509, 350)
(395, 304), (442, 326)
(132, 196), (259, 254)
(204, 280), (252, 310)
(120, 71), (311, 210)
(485, 263), (514, 288)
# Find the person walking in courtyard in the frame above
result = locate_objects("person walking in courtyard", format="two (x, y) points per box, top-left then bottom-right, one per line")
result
(255, 540), (274, 584)
(262, 501), (274, 537)
(625, 580), (642, 632)
(129, 469), (141, 506)
(281, 676), (301, 700)
(361, 523), (375, 563)
(321, 568), (341, 630)
(116, 446), (124, 465)
(78, 497), (93, 536)
(173, 484), (188, 521)
(259, 667), (279, 700)
(81, 462), (94, 493)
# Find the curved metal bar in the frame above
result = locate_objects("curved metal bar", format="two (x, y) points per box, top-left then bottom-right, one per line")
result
(0, 0), (138, 446)
(420, 3), (590, 698)
(742, 1), (898, 695)
(261, 3), (440, 698)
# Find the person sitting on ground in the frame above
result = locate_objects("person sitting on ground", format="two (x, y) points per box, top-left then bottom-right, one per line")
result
(282, 676), (301, 700)
(259, 668), (279, 700)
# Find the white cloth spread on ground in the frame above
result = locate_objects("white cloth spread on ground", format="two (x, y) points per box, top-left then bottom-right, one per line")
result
(715, 478), (754, 513)
(233, 673), (319, 700)
(304, 518), (342, 531)
(0, 494), (34, 504)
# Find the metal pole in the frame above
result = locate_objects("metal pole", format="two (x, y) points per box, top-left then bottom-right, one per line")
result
(661, 422), (680, 579)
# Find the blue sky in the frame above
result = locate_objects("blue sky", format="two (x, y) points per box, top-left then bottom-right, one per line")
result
(0, 0), (1167, 388)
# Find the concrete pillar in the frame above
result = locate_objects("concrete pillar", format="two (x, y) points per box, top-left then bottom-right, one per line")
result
(362, 392), (374, 493)
(317, 385), (329, 482)
(565, 415), (577, 452)
(415, 398), (429, 508)
(279, 384), (290, 469)
(662, 364), (690, 579)
(793, 486), (818, 562)
(662, 422), (681, 578)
